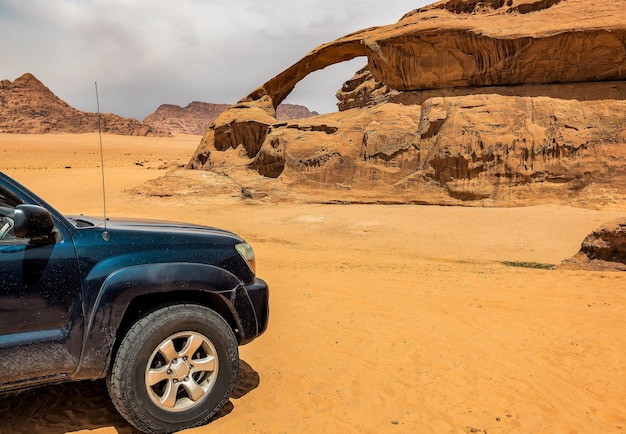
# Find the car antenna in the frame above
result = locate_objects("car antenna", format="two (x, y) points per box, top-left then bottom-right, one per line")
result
(95, 81), (110, 241)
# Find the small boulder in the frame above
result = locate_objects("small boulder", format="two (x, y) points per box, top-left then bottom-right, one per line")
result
(559, 219), (626, 271)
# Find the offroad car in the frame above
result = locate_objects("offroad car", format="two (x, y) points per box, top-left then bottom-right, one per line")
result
(0, 171), (269, 433)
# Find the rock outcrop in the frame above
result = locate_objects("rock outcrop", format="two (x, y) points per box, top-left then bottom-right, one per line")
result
(0, 73), (168, 136)
(143, 102), (317, 135)
(184, 0), (626, 207)
(560, 219), (626, 271)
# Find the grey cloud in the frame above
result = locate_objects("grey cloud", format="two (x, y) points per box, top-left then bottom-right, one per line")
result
(0, 0), (431, 120)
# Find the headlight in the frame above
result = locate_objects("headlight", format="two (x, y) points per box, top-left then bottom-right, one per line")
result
(235, 243), (256, 274)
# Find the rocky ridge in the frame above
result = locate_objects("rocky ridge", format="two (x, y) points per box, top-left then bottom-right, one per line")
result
(143, 102), (317, 135)
(0, 73), (168, 136)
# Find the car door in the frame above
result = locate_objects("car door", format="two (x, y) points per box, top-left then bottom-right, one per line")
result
(0, 185), (84, 386)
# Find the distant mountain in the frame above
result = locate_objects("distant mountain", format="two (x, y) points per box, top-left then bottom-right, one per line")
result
(276, 104), (319, 121)
(143, 102), (232, 135)
(0, 73), (168, 136)
(143, 101), (318, 135)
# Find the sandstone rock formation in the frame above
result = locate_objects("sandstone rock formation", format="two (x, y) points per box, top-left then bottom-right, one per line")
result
(143, 101), (317, 135)
(560, 219), (626, 271)
(0, 73), (168, 136)
(184, 0), (626, 207)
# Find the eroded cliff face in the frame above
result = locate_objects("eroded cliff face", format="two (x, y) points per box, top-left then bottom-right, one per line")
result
(185, 0), (626, 207)
(188, 81), (626, 206)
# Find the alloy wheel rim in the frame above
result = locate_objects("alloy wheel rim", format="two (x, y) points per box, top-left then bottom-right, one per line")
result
(145, 331), (219, 411)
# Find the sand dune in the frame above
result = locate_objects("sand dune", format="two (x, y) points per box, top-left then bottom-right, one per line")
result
(0, 134), (625, 433)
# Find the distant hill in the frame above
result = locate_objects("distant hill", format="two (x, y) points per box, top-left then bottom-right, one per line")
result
(0, 73), (168, 136)
(143, 101), (318, 135)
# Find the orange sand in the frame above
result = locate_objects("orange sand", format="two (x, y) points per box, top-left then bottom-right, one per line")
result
(0, 134), (625, 434)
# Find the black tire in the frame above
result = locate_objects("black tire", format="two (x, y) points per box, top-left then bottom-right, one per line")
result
(107, 304), (239, 434)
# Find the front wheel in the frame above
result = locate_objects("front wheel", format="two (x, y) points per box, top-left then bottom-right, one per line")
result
(107, 304), (239, 434)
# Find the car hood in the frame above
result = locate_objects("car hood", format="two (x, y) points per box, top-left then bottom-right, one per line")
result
(66, 215), (241, 240)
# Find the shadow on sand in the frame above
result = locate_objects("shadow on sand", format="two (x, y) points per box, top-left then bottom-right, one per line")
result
(0, 359), (260, 434)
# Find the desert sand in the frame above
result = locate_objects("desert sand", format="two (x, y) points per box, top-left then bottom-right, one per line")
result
(0, 133), (625, 434)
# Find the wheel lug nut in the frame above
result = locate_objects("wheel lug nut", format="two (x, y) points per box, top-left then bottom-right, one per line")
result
(167, 369), (172, 375)
(184, 377), (189, 381)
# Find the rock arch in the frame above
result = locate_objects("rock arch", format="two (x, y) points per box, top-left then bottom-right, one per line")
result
(186, 0), (626, 209)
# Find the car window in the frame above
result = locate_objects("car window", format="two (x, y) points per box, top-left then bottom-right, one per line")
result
(0, 186), (22, 212)
(0, 186), (22, 241)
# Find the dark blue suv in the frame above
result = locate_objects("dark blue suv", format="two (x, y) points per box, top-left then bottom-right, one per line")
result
(0, 171), (269, 433)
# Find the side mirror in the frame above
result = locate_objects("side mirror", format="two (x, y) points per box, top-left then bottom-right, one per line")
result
(13, 204), (56, 241)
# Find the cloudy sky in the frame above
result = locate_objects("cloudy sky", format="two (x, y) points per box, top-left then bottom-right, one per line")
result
(0, 0), (431, 121)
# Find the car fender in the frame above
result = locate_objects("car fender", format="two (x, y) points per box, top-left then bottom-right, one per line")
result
(76, 262), (244, 378)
